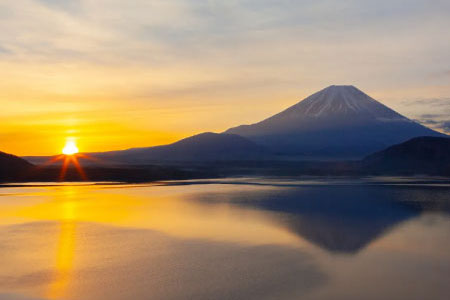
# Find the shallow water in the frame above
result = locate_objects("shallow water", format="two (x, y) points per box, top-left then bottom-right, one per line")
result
(0, 178), (449, 300)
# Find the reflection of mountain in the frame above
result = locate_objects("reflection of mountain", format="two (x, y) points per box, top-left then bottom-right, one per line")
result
(271, 187), (417, 253)
(194, 183), (450, 253)
(245, 186), (419, 253)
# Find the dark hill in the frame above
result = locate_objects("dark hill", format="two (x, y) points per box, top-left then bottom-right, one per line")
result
(363, 136), (450, 175)
(0, 151), (34, 182)
(91, 132), (273, 164)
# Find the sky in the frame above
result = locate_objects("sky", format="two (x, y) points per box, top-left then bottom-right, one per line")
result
(1, 0), (449, 155)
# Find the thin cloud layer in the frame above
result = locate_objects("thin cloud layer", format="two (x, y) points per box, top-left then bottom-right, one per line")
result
(1, 0), (449, 154)
(404, 97), (450, 133)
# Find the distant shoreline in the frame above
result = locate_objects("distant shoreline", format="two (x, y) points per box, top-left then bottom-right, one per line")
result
(2, 160), (450, 184)
(2, 175), (450, 187)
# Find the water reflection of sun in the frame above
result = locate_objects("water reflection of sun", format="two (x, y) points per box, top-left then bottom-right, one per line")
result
(47, 187), (77, 299)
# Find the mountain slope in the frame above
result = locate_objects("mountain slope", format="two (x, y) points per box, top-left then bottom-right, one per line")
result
(226, 85), (445, 159)
(0, 151), (34, 181)
(363, 136), (450, 175)
(91, 132), (272, 164)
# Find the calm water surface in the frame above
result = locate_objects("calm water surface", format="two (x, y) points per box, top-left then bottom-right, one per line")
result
(0, 178), (449, 300)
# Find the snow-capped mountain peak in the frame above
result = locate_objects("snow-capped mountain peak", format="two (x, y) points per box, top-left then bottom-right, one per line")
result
(277, 85), (405, 120)
(225, 85), (444, 158)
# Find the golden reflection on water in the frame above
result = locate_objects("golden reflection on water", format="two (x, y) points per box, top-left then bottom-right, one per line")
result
(4, 184), (302, 247)
(0, 184), (304, 299)
(0, 182), (450, 300)
(47, 222), (76, 299)
(47, 187), (77, 299)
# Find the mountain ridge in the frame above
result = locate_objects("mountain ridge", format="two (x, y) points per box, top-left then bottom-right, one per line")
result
(0, 151), (34, 181)
(87, 132), (273, 164)
(22, 85), (447, 164)
(226, 85), (444, 158)
(363, 136), (450, 175)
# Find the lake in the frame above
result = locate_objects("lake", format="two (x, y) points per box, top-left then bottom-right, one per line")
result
(0, 178), (449, 300)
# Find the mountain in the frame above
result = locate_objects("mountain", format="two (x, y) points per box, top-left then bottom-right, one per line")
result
(226, 85), (445, 159)
(240, 185), (417, 253)
(0, 151), (34, 181)
(89, 132), (272, 164)
(363, 136), (450, 175)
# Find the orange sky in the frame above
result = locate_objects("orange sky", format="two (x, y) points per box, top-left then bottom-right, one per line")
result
(1, 0), (449, 155)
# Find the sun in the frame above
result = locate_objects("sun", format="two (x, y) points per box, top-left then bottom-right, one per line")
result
(62, 140), (79, 155)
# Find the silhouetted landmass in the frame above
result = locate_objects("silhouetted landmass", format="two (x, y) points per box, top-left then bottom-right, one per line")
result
(24, 86), (448, 166)
(226, 85), (445, 159)
(0, 151), (34, 182)
(17, 165), (209, 183)
(363, 136), (450, 175)
(89, 132), (273, 164)
(24, 132), (274, 166)
(156, 136), (450, 177)
(0, 151), (214, 183)
(9, 136), (450, 183)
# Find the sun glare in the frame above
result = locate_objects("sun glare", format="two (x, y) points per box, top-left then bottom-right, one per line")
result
(62, 140), (79, 155)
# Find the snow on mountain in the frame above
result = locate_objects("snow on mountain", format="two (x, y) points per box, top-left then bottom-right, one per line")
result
(226, 85), (445, 159)
(280, 85), (405, 119)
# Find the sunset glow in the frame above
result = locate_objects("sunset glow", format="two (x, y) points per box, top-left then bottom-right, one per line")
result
(62, 140), (79, 155)
(0, 1), (449, 156)
(1, 1), (450, 300)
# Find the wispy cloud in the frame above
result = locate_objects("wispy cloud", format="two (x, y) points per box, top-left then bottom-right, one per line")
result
(35, 0), (83, 13)
(438, 121), (450, 132)
(1, 0), (450, 153)
(403, 98), (450, 107)
(415, 110), (450, 134)
(0, 45), (10, 54)
(401, 96), (450, 133)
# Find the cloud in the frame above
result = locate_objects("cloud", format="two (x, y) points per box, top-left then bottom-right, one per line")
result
(415, 118), (438, 125)
(438, 121), (450, 132)
(416, 113), (450, 134)
(403, 97), (450, 134)
(2, 0), (449, 72)
(403, 98), (450, 107)
(419, 114), (442, 119)
(0, 45), (10, 54)
(35, 0), (82, 13)
(1, 0), (450, 153)
(429, 69), (450, 79)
